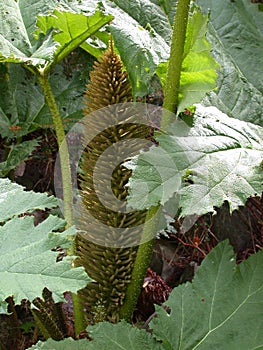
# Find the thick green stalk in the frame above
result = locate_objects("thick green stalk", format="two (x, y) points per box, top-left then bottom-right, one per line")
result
(37, 73), (86, 334)
(71, 292), (86, 334)
(119, 206), (160, 320)
(162, 0), (191, 129)
(37, 73), (73, 228)
(120, 0), (191, 321)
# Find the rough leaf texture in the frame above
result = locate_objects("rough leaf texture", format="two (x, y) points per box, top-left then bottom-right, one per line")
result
(28, 241), (263, 349)
(28, 321), (161, 349)
(157, 9), (218, 113)
(0, 0), (112, 69)
(151, 240), (263, 350)
(197, 0), (263, 126)
(0, 179), (90, 313)
(0, 178), (57, 222)
(126, 105), (263, 216)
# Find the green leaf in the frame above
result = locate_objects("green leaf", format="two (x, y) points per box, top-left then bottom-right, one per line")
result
(151, 240), (263, 350)
(27, 337), (89, 349)
(0, 139), (40, 176)
(156, 10), (219, 114)
(28, 321), (162, 349)
(0, 214), (90, 312)
(18, 0), (84, 45)
(0, 63), (44, 138)
(0, 0), (57, 67)
(101, 0), (170, 97)
(0, 61), (91, 138)
(0, 1), (112, 70)
(35, 10), (113, 66)
(196, 0), (263, 127)
(196, 0), (263, 94)
(0, 178), (57, 222)
(126, 105), (263, 216)
(202, 22), (263, 126)
(86, 321), (162, 349)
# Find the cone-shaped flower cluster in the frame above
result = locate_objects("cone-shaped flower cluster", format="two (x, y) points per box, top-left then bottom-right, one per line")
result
(76, 42), (149, 323)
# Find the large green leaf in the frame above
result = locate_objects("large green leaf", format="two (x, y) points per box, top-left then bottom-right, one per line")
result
(126, 104), (263, 216)
(196, 0), (263, 126)
(156, 9), (218, 114)
(18, 0), (84, 46)
(0, 0), (57, 66)
(0, 0), (112, 70)
(0, 216), (90, 312)
(196, 0), (263, 93)
(0, 61), (90, 138)
(151, 240), (263, 350)
(28, 321), (161, 349)
(0, 178), (57, 222)
(86, 321), (162, 349)
(106, 0), (170, 97)
(35, 9), (113, 66)
(28, 338), (89, 349)
(0, 139), (40, 176)
(202, 26), (263, 127)
(0, 179), (90, 313)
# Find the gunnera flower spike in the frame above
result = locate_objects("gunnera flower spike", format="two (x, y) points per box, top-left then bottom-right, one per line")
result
(75, 40), (150, 324)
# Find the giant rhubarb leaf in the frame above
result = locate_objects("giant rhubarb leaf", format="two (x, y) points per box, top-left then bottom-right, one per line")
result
(151, 240), (263, 350)
(29, 321), (161, 349)
(156, 9), (219, 114)
(0, 0), (112, 70)
(126, 105), (263, 216)
(196, 0), (263, 126)
(28, 241), (263, 349)
(0, 178), (57, 222)
(0, 179), (90, 312)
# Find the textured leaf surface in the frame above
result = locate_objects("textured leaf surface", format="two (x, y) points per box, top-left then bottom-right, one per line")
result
(86, 321), (162, 349)
(28, 321), (161, 349)
(0, 0), (57, 66)
(126, 105), (263, 216)
(197, 0), (263, 126)
(0, 178), (57, 222)
(151, 240), (263, 350)
(27, 337), (89, 349)
(0, 139), (39, 176)
(196, 0), (263, 93)
(0, 214), (90, 312)
(0, 0), (111, 70)
(106, 0), (170, 97)
(202, 27), (263, 127)
(0, 61), (91, 138)
(35, 9), (113, 65)
(157, 10), (218, 113)
(29, 242), (263, 349)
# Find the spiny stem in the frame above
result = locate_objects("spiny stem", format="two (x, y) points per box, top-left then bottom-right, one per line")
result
(119, 206), (160, 321)
(37, 73), (74, 228)
(71, 292), (86, 335)
(120, 0), (191, 321)
(162, 0), (191, 128)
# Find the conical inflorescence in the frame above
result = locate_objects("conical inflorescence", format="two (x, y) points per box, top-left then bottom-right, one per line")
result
(76, 42), (150, 324)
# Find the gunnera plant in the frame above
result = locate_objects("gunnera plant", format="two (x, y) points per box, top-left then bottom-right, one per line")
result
(75, 41), (150, 324)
